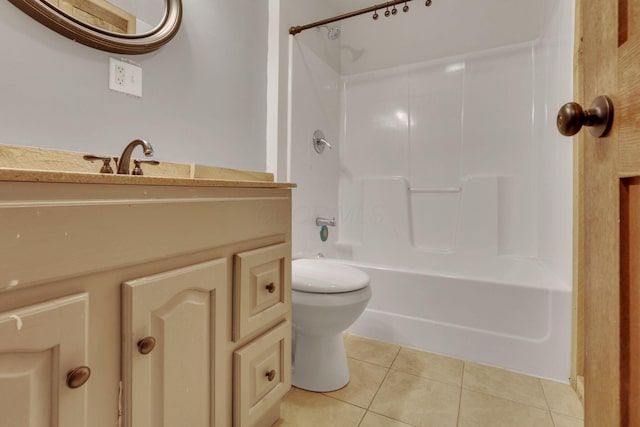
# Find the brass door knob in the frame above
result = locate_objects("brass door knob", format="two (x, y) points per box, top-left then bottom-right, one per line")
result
(265, 282), (276, 294)
(137, 336), (157, 355)
(557, 95), (614, 138)
(66, 366), (91, 389)
(266, 369), (276, 382)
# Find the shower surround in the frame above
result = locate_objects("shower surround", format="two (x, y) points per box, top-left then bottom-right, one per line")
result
(287, 0), (574, 381)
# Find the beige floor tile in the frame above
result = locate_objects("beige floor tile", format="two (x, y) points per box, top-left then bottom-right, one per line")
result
(345, 334), (401, 367)
(458, 389), (553, 427)
(359, 412), (415, 427)
(324, 358), (388, 408)
(392, 347), (463, 386)
(551, 413), (584, 427)
(540, 379), (584, 419)
(462, 362), (547, 409)
(278, 387), (365, 427)
(370, 370), (460, 427)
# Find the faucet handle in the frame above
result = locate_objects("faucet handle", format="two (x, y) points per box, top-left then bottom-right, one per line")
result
(132, 159), (160, 176)
(82, 155), (114, 174)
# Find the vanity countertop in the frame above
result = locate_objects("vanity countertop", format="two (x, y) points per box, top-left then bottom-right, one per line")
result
(0, 144), (295, 189)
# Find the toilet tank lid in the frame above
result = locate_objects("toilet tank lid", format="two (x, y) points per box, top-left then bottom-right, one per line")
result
(292, 259), (370, 293)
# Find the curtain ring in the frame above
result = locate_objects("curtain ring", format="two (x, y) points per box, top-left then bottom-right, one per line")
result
(384, 2), (391, 17)
(392, 3), (398, 14)
(373, 9), (379, 19)
(403, 1), (409, 12)
(425, 0), (432, 6)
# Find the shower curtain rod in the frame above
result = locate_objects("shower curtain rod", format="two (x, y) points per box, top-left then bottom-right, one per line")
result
(289, 0), (428, 36)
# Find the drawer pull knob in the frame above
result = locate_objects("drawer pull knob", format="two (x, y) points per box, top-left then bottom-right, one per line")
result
(266, 369), (277, 382)
(66, 366), (91, 389)
(137, 336), (157, 355)
(265, 283), (276, 294)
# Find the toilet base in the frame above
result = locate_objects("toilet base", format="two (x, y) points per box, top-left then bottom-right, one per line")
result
(292, 330), (349, 392)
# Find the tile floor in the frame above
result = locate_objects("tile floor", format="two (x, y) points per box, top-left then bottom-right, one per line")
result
(276, 334), (584, 427)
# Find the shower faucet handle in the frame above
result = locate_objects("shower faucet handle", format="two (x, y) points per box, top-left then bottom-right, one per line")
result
(313, 130), (332, 154)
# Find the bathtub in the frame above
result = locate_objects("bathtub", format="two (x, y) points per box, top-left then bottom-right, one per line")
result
(321, 258), (572, 382)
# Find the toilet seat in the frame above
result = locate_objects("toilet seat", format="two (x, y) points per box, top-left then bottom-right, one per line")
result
(292, 259), (370, 293)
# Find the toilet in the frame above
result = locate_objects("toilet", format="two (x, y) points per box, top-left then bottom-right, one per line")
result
(291, 259), (371, 392)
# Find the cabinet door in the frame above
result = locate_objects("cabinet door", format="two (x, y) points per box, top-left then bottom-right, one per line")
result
(0, 293), (90, 427)
(122, 259), (228, 427)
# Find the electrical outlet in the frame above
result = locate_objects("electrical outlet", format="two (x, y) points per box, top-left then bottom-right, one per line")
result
(114, 64), (126, 86)
(109, 58), (142, 97)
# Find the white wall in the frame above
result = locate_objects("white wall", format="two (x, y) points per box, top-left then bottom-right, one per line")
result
(270, 0), (341, 180)
(288, 40), (341, 259)
(0, 0), (268, 171)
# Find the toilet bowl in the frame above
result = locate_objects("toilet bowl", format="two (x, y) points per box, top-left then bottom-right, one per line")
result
(291, 259), (371, 392)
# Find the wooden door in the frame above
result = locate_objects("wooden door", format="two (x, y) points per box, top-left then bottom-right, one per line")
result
(0, 293), (90, 427)
(579, 0), (640, 425)
(122, 259), (228, 427)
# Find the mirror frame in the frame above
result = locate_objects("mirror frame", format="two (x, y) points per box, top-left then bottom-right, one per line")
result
(8, 0), (182, 54)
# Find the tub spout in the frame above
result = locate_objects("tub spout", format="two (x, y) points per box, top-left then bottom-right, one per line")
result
(316, 217), (336, 227)
(117, 139), (154, 175)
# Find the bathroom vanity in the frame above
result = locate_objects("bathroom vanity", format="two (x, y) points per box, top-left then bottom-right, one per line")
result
(0, 146), (293, 427)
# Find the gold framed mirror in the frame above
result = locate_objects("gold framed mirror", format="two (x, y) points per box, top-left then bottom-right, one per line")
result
(8, 0), (182, 54)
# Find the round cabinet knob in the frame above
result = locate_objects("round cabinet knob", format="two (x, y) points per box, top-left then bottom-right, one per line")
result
(66, 366), (91, 389)
(137, 336), (157, 355)
(265, 282), (276, 294)
(266, 369), (277, 382)
(557, 95), (614, 138)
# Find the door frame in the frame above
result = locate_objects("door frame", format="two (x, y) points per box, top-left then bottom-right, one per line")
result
(571, 0), (585, 396)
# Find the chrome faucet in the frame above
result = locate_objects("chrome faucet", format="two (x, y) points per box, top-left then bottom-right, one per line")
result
(117, 139), (154, 175)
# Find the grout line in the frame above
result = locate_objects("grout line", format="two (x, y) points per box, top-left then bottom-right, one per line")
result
(456, 362), (466, 426)
(366, 366), (392, 411)
(390, 345), (402, 367)
(361, 348), (401, 414)
(538, 378), (557, 425)
(459, 386), (551, 413)
(355, 408), (366, 427)
(459, 365), (550, 412)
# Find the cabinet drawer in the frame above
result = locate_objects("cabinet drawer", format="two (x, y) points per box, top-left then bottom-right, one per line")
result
(233, 243), (291, 341)
(233, 321), (291, 427)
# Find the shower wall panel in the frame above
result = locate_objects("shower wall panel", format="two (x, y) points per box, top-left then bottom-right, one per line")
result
(340, 44), (536, 260)
(533, 0), (574, 284)
(288, 40), (341, 259)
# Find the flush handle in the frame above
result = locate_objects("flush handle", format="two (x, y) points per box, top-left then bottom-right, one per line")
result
(557, 95), (614, 138)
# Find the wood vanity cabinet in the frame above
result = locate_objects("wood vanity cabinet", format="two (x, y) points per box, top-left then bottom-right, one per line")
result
(0, 181), (292, 427)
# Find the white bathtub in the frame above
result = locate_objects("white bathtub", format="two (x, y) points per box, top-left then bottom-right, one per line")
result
(323, 258), (572, 382)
